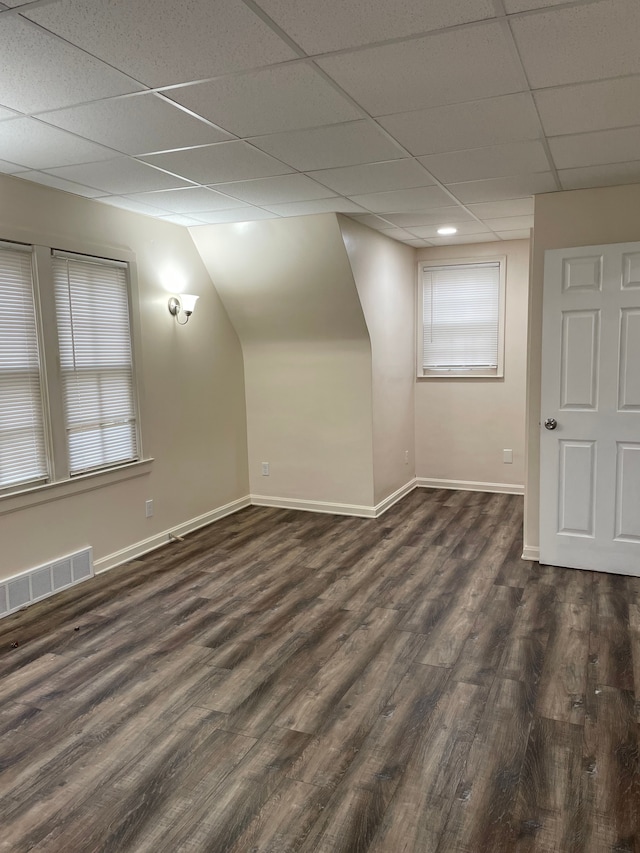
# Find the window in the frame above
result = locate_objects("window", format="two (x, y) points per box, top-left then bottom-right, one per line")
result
(0, 243), (48, 489)
(53, 253), (138, 475)
(418, 258), (505, 378)
(0, 241), (140, 495)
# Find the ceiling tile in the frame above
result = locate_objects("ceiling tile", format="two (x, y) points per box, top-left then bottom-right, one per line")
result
(98, 196), (173, 216)
(483, 214), (535, 231)
(0, 106), (19, 121)
(317, 23), (526, 116)
(44, 158), (194, 194)
(427, 233), (498, 245)
(141, 141), (294, 184)
(249, 121), (404, 171)
(125, 187), (249, 213)
(24, 0), (297, 87)
(448, 172), (557, 203)
(495, 230), (532, 240)
(503, 0), (568, 11)
(165, 65), (361, 138)
(38, 94), (231, 157)
(405, 239), (432, 248)
(157, 214), (206, 226)
(0, 159), (27, 174)
(535, 77), (640, 137)
(377, 227), (416, 241)
(15, 171), (107, 197)
(511, 0), (640, 89)
(549, 126), (640, 170)
(307, 159), (432, 196)
(408, 221), (490, 238)
(418, 140), (549, 184)
(378, 94), (541, 156)
(466, 197), (534, 218)
(253, 0), (496, 53)
(192, 208), (280, 224)
(350, 185), (452, 212)
(261, 198), (366, 216)
(209, 174), (336, 205)
(345, 214), (398, 230)
(559, 161), (640, 191)
(381, 207), (475, 227)
(0, 16), (142, 114)
(0, 118), (116, 169)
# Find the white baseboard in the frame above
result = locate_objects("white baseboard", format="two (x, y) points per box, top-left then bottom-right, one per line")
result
(521, 546), (540, 562)
(416, 477), (524, 496)
(94, 495), (251, 574)
(373, 478), (417, 517)
(251, 479), (418, 519)
(250, 494), (376, 518)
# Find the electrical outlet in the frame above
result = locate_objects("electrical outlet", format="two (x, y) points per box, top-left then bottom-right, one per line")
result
(145, 499), (154, 517)
(404, 450), (409, 464)
(503, 449), (513, 464)
(261, 462), (270, 476)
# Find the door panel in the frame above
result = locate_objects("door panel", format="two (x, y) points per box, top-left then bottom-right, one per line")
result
(615, 443), (640, 542)
(558, 440), (596, 536)
(560, 310), (599, 410)
(619, 309), (640, 410)
(541, 241), (640, 575)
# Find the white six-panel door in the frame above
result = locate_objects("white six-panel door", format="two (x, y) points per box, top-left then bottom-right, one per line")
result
(540, 242), (640, 575)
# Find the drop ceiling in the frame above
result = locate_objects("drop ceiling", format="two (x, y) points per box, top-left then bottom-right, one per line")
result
(0, 0), (638, 247)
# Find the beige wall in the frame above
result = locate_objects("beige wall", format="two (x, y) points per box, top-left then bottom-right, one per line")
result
(338, 216), (415, 504)
(415, 240), (530, 489)
(525, 183), (640, 553)
(0, 174), (249, 580)
(190, 215), (375, 508)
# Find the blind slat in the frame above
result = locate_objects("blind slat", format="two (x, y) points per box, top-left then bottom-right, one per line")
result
(53, 255), (138, 476)
(0, 246), (48, 489)
(422, 262), (500, 371)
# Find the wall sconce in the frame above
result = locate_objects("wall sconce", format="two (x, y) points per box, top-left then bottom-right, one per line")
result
(168, 293), (199, 325)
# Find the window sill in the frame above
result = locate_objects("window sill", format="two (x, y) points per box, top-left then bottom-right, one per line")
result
(0, 458), (154, 517)
(417, 372), (503, 380)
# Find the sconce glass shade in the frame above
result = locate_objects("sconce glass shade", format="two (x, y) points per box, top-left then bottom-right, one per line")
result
(180, 293), (199, 314)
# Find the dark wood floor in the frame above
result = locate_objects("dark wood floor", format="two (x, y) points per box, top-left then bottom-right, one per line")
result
(1, 488), (639, 853)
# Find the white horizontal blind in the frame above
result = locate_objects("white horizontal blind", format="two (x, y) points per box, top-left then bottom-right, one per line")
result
(0, 244), (48, 489)
(53, 253), (138, 475)
(422, 262), (500, 372)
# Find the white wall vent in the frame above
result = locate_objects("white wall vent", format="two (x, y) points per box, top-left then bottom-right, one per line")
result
(0, 548), (93, 619)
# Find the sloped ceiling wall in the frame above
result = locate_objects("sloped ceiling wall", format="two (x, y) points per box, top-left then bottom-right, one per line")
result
(338, 216), (416, 504)
(190, 214), (375, 508)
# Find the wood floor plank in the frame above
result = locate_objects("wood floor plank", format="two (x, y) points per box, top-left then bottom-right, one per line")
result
(451, 584), (523, 685)
(216, 608), (364, 738)
(436, 676), (533, 853)
(287, 630), (426, 787)
(581, 686), (640, 853)
(297, 663), (456, 853)
(510, 716), (585, 852)
(534, 571), (593, 725)
(272, 607), (402, 734)
(365, 677), (487, 853)
(225, 777), (333, 853)
(588, 573), (635, 692)
(145, 727), (312, 852)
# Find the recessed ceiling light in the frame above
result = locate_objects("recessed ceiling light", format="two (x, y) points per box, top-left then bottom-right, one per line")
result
(437, 226), (458, 235)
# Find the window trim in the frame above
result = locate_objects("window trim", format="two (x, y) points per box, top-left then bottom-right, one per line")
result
(0, 235), (148, 505)
(416, 255), (507, 380)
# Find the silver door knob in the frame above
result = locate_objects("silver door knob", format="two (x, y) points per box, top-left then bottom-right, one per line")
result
(544, 417), (557, 430)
